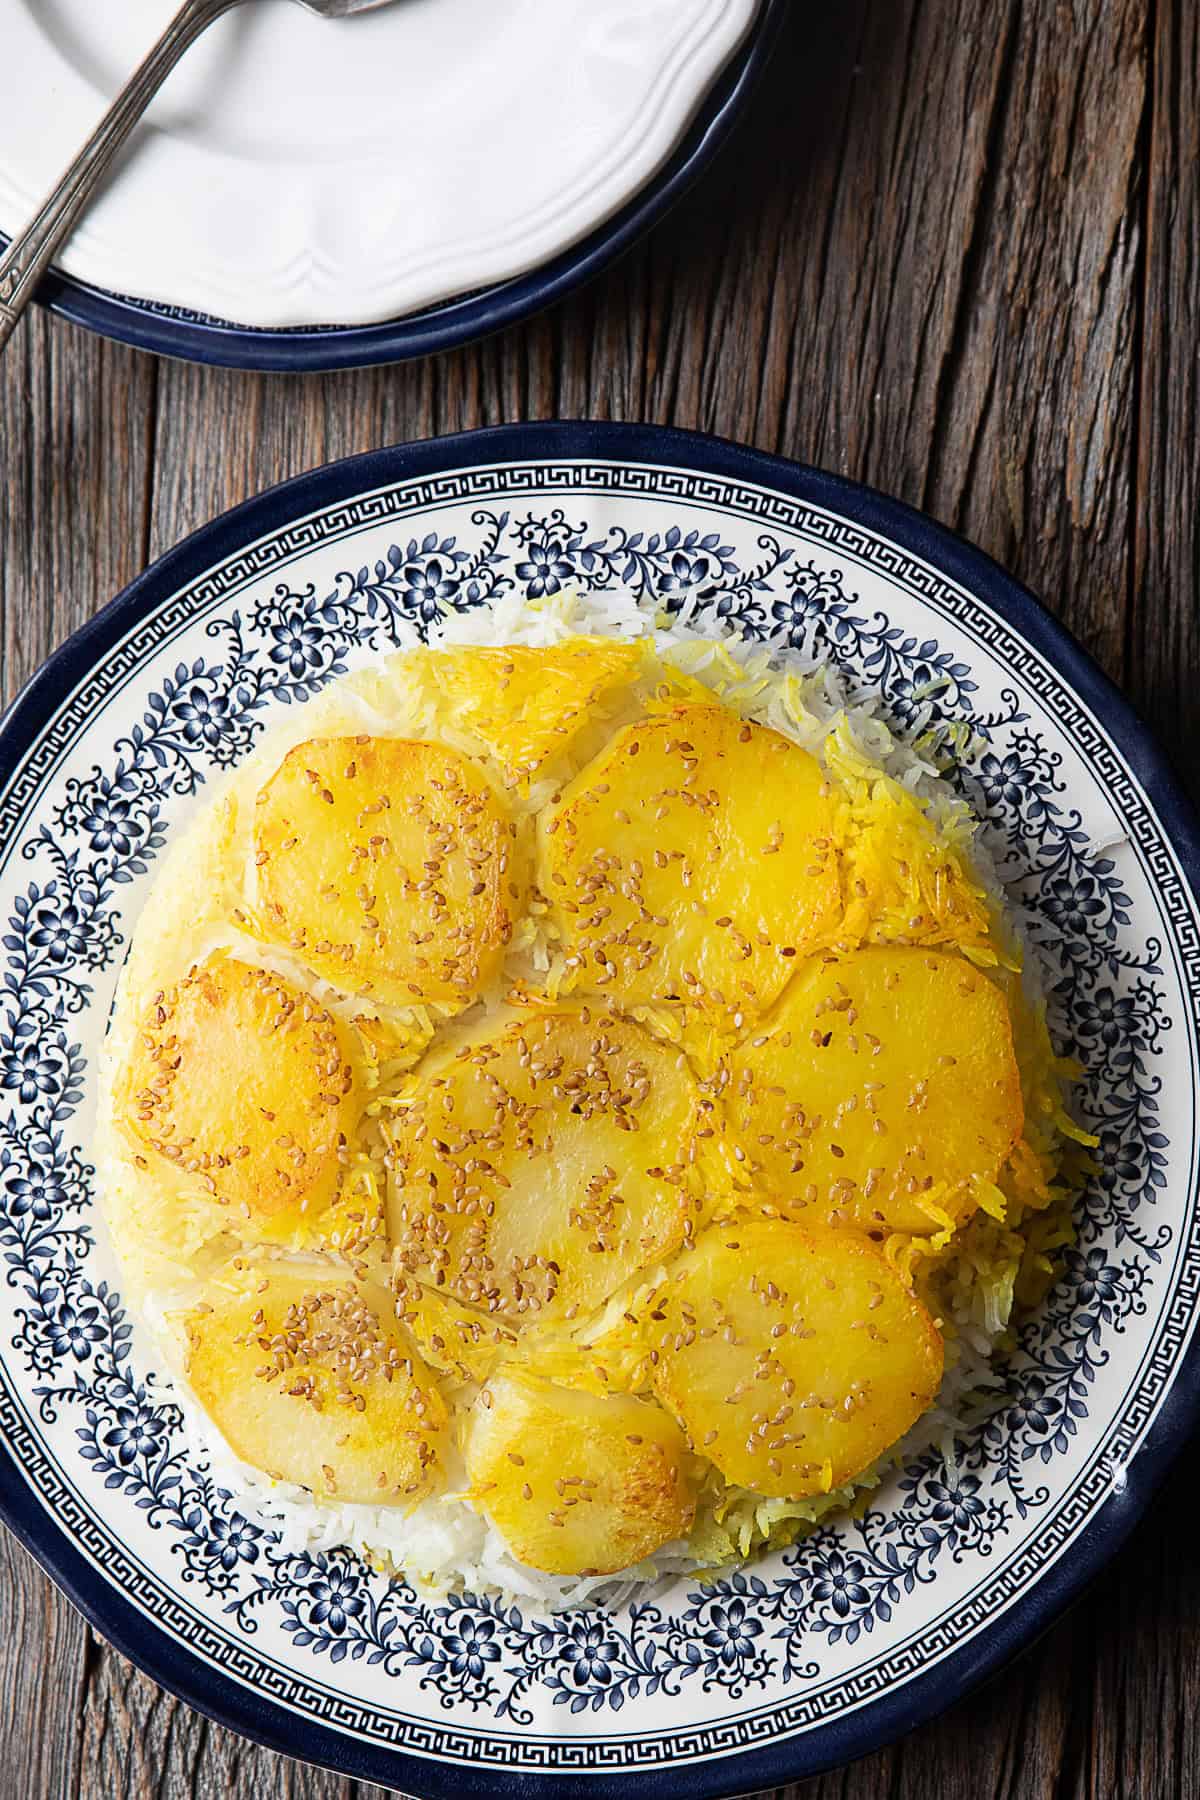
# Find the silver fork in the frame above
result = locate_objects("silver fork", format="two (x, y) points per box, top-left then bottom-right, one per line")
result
(0, 0), (399, 354)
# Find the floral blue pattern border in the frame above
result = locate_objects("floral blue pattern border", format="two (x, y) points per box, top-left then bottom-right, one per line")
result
(0, 435), (1197, 1797)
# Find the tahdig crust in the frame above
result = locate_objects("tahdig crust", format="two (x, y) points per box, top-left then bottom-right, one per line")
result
(94, 633), (1052, 1583)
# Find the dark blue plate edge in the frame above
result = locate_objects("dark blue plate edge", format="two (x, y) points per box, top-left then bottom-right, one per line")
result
(7, 2), (786, 374)
(0, 420), (1197, 1799)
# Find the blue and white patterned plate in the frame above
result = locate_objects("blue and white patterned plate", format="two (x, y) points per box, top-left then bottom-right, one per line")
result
(1, 423), (1197, 1796)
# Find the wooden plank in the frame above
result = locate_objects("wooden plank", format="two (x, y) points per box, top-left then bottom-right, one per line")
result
(0, 1529), (87, 1800)
(1079, 1), (1200, 1791)
(1130, 0), (1200, 800)
(0, 310), (158, 698)
(75, 1639), (385, 1800)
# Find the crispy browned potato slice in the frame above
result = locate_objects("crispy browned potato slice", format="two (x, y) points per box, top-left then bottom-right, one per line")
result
(385, 1007), (712, 1327)
(538, 704), (841, 1020)
(253, 735), (518, 1010)
(649, 1218), (943, 1496)
(464, 1371), (695, 1575)
(184, 1264), (448, 1503)
(728, 947), (1023, 1234)
(424, 639), (644, 782)
(117, 954), (361, 1239)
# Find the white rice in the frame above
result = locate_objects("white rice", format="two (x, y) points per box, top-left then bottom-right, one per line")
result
(133, 582), (1048, 1608)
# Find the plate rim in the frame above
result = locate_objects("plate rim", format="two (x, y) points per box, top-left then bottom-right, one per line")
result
(7, 1), (784, 373)
(1, 419), (1198, 1797)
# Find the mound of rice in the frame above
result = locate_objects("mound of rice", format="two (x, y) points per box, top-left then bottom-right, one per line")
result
(121, 583), (1087, 1610)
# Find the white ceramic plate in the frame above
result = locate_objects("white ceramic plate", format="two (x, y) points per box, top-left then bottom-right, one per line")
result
(0, 0), (760, 329)
(1, 425), (1198, 1797)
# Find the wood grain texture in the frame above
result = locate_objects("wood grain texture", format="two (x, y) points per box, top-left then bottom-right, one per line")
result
(1131, 0), (1200, 785)
(1, 1), (1197, 1796)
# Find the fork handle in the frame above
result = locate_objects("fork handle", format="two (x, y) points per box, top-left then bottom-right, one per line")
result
(0, 0), (240, 354)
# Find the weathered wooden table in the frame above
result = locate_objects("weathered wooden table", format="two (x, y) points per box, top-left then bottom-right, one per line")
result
(1, 3), (1196, 1795)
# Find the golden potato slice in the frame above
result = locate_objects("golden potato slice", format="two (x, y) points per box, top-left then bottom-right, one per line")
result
(184, 1264), (448, 1503)
(117, 955), (361, 1238)
(425, 639), (643, 782)
(465, 1371), (695, 1575)
(386, 1007), (711, 1327)
(253, 735), (518, 1010)
(728, 948), (1023, 1235)
(539, 704), (840, 1019)
(649, 1218), (943, 1496)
